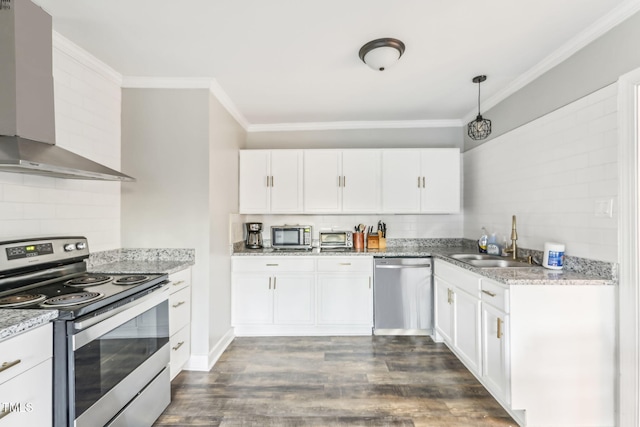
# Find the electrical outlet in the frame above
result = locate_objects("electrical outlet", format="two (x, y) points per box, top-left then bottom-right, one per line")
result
(594, 199), (613, 218)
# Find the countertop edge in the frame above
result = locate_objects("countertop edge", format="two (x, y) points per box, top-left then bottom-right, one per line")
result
(0, 309), (58, 342)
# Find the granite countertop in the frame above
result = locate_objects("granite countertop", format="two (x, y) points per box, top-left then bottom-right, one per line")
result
(232, 243), (616, 287)
(89, 260), (193, 275)
(0, 309), (58, 342)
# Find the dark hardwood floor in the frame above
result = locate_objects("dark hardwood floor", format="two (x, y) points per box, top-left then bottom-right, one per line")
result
(153, 336), (517, 426)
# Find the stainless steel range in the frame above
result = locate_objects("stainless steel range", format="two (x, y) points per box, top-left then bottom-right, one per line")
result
(0, 237), (171, 427)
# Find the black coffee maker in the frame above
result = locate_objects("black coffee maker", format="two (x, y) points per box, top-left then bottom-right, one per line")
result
(245, 222), (263, 249)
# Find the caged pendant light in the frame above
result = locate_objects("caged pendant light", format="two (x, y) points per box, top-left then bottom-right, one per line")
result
(467, 75), (492, 140)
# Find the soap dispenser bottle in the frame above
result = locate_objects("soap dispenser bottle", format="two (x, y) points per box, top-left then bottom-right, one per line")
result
(478, 227), (488, 253)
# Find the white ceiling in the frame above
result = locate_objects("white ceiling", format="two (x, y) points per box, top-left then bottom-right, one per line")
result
(33, 0), (640, 130)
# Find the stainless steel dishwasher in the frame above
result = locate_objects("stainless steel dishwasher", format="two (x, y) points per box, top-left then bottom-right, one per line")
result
(373, 257), (433, 335)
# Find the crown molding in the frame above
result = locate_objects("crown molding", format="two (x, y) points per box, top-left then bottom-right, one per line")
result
(247, 119), (462, 133)
(53, 31), (123, 86)
(462, 0), (640, 123)
(209, 80), (250, 130)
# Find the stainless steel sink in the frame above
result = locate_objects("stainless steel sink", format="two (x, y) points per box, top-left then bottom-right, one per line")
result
(447, 253), (533, 268)
(466, 259), (532, 268)
(449, 253), (503, 261)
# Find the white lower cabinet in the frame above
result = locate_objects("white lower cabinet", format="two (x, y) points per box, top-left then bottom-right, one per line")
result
(168, 268), (192, 380)
(232, 256), (373, 335)
(316, 257), (373, 331)
(435, 259), (615, 427)
(0, 323), (52, 427)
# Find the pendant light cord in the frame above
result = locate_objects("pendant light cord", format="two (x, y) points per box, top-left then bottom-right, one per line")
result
(477, 81), (481, 116)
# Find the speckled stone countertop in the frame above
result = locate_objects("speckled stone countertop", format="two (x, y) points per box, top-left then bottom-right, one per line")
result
(0, 309), (58, 342)
(233, 239), (616, 286)
(86, 248), (195, 275)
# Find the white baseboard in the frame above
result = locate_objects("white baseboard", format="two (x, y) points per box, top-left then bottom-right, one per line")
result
(184, 328), (235, 372)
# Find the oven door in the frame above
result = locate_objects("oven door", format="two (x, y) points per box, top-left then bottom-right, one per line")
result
(70, 286), (170, 427)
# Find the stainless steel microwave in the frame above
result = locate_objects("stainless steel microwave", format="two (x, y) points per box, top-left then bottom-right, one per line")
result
(271, 225), (313, 250)
(319, 230), (353, 250)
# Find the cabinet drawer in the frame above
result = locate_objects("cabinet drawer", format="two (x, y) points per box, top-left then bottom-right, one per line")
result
(0, 359), (52, 426)
(317, 257), (372, 273)
(434, 261), (480, 297)
(169, 268), (191, 293)
(169, 287), (191, 335)
(169, 324), (191, 380)
(0, 323), (52, 385)
(481, 279), (509, 312)
(233, 257), (315, 273)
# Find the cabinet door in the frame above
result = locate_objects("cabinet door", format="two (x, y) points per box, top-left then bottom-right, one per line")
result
(317, 274), (372, 325)
(381, 150), (421, 213)
(303, 150), (342, 212)
(270, 150), (303, 213)
(420, 149), (460, 213)
(273, 274), (315, 325)
(482, 303), (510, 403)
(454, 289), (482, 374)
(341, 150), (380, 213)
(239, 150), (270, 213)
(434, 277), (453, 344)
(232, 274), (273, 324)
(0, 359), (52, 427)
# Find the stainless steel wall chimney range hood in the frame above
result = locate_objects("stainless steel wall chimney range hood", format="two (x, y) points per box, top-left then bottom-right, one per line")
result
(0, 0), (134, 181)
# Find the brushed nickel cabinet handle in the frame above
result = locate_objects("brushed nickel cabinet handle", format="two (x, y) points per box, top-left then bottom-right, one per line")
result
(172, 280), (185, 287)
(0, 359), (21, 373)
(269, 277), (272, 290)
(422, 177), (425, 187)
(266, 176), (270, 187)
(417, 177), (421, 188)
(497, 317), (503, 339)
(172, 341), (185, 351)
(0, 409), (10, 420)
(369, 277), (371, 289)
(271, 176), (274, 187)
(339, 262), (351, 266)
(482, 290), (497, 297)
(172, 301), (186, 308)
(343, 176), (346, 187)
(266, 263), (279, 266)
(273, 277), (277, 290)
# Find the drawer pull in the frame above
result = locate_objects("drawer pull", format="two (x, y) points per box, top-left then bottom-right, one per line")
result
(172, 280), (185, 287)
(273, 277), (277, 290)
(0, 409), (10, 420)
(339, 263), (351, 266)
(172, 341), (185, 351)
(269, 277), (272, 290)
(497, 317), (503, 339)
(482, 290), (497, 297)
(0, 359), (21, 373)
(266, 264), (279, 267)
(172, 301), (186, 308)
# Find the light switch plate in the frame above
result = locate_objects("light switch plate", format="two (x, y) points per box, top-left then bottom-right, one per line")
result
(595, 199), (613, 218)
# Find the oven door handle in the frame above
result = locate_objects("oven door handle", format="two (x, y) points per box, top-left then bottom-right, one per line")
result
(72, 285), (170, 351)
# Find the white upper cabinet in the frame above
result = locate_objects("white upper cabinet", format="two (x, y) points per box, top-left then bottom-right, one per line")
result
(381, 148), (460, 214)
(303, 150), (342, 212)
(239, 148), (459, 214)
(239, 150), (303, 213)
(303, 150), (381, 213)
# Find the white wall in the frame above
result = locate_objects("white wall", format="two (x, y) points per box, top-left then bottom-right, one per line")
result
(0, 35), (122, 251)
(208, 91), (244, 352)
(463, 84), (618, 262)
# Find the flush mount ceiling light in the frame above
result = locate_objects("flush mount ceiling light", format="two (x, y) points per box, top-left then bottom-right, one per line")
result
(467, 75), (492, 141)
(358, 38), (405, 71)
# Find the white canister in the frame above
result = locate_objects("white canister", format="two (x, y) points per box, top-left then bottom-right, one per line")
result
(543, 242), (565, 270)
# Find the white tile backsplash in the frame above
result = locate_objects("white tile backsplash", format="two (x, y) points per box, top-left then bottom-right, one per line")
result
(464, 84), (618, 262)
(0, 37), (122, 252)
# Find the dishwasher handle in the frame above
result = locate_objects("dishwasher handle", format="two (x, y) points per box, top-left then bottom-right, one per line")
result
(375, 264), (431, 269)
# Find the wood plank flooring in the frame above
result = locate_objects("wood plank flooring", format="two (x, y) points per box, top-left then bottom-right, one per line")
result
(153, 336), (517, 426)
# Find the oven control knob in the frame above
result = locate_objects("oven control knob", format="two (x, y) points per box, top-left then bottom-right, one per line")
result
(64, 244), (75, 252)
(76, 242), (87, 250)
